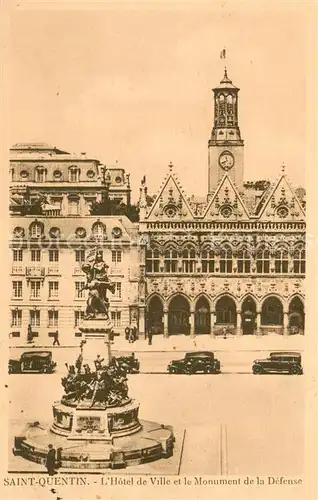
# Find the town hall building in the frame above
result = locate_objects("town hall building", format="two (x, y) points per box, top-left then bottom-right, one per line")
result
(138, 70), (306, 337)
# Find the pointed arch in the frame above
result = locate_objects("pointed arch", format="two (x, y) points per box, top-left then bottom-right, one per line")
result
(168, 294), (191, 335)
(194, 295), (211, 334)
(146, 294), (164, 333)
(215, 294), (237, 325)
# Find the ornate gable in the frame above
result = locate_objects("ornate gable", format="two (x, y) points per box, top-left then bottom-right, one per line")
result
(146, 164), (194, 221)
(257, 172), (305, 221)
(202, 174), (250, 220)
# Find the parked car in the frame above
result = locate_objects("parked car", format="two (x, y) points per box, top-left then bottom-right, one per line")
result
(8, 351), (57, 374)
(252, 351), (303, 375)
(115, 353), (140, 374)
(167, 351), (221, 374)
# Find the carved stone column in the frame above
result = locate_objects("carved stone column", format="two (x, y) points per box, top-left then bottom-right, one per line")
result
(138, 305), (146, 338)
(210, 311), (215, 337)
(189, 307), (195, 338)
(163, 307), (169, 338)
(236, 310), (242, 335)
(256, 310), (261, 335)
(283, 311), (289, 335)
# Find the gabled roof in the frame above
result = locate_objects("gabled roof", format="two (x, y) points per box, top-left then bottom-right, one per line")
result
(202, 174), (250, 220)
(256, 172), (305, 221)
(146, 164), (195, 221)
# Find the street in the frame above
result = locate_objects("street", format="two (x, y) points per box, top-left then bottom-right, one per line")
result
(7, 357), (304, 475)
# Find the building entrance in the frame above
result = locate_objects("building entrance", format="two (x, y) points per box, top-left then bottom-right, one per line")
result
(147, 296), (164, 334)
(168, 295), (190, 335)
(195, 297), (211, 334)
(241, 297), (256, 335)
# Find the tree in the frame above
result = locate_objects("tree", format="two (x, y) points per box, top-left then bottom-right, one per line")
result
(90, 198), (140, 222)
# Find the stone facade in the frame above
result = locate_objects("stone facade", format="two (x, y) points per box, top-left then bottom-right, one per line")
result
(9, 216), (140, 344)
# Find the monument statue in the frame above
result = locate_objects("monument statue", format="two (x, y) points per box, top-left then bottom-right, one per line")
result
(81, 249), (115, 319)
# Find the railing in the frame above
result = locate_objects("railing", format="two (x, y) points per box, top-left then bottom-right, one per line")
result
(109, 266), (123, 275)
(74, 266), (84, 275)
(47, 265), (59, 275)
(12, 265), (24, 275)
(26, 266), (45, 278)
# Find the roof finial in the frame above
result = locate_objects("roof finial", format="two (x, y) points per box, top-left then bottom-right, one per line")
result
(281, 162), (286, 174)
(169, 161), (174, 170)
(224, 66), (228, 79)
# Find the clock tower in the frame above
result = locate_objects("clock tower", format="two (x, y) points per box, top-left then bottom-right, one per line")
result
(208, 69), (244, 194)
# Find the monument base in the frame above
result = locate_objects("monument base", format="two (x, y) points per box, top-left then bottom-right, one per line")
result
(13, 419), (174, 469)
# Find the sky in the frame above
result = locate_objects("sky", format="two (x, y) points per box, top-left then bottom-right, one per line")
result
(7, 2), (313, 201)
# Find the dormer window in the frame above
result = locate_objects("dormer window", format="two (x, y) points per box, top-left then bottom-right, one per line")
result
(69, 166), (80, 182)
(29, 221), (44, 239)
(35, 166), (47, 183)
(92, 221), (106, 240)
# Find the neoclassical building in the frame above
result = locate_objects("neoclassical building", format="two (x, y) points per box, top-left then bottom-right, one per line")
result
(138, 71), (306, 337)
(9, 216), (140, 343)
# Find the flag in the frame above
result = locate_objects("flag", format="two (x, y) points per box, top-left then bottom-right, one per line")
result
(220, 48), (226, 59)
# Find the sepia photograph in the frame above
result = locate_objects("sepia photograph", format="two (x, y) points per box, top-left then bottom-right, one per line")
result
(1, 1), (317, 500)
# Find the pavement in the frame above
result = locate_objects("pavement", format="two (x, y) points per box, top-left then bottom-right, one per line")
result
(10, 332), (305, 353)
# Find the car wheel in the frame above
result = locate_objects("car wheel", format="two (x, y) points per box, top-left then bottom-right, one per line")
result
(290, 365), (301, 375)
(8, 366), (13, 375)
(42, 367), (48, 374)
(205, 366), (213, 374)
(253, 365), (262, 375)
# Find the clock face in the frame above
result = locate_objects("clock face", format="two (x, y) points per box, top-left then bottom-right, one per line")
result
(219, 151), (234, 170)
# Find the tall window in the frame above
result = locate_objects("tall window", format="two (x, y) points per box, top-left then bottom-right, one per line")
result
(29, 310), (40, 327)
(69, 167), (80, 182)
(164, 248), (178, 273)
(75, 249), (85, 263)
(13, 249), (23, 262)
(35, 167), (47, 182)
(31, 249), (41, 262)
(237, 248), (251, 273)
(111, 311), (121, 327)
(29, 222), (43, 239)
(146, 249), (160, 273)
(112, 250), (122, 263)
(68, 199), (79, 215)
(201, 249), (215, 273)
(49, 281), (59, 298)
(293, 247), (305, 274)
(220, 245), (233, 273)
(114, 282), (122, 299)
(49, 250), (59, 262)
(12, 281), (22, 298)
(30, 281), (41, 299)
(74, 310), (85, 327)
(274, 248), (289, 274)
(11, 309), (22, 327)
(75, 281), (85, 298)
(256, 247), (270, 274)
(182, 246), (196, 273)
(48, 310), (59, 327)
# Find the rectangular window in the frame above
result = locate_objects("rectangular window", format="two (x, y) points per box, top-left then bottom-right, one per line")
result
(201, 250), (215, 273)
(31, 249), (41, 262)
(49, 281), (59, 298)
(146, 249), (160, 273)
(12, 281), (23, 298)
(75, 281), (85, 298)
(74, 310), (85, 327)
(114, 282), (122, 299)
(48, 310), (59, 327)
(30, 281), (41, 298)
(49, 250), (59, 262)
(11, 309), (22, 327)
(111, 311), (121, 328)
(112, 250), (122, 263)
(29, 310), (40, 327)
(13, 249), (23, 262)
(75, 249), (85, 263)
(69, 199), (79, 215)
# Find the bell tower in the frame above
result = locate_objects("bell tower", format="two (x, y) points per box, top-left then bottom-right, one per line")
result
(208, 69), (244, 193)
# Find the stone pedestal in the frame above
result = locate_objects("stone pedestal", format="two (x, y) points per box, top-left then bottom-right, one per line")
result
(79, 317), (113, 369)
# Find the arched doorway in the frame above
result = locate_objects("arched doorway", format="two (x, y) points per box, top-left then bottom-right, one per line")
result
(288, 297), (304, 333)
(241, 296), (256, 335)
(147, 296), (164, 334)
(195, 296), (210, 334)
(215, 296), (237, 329)
(261, 296), (283, 326)
(168, 295), (190, 335)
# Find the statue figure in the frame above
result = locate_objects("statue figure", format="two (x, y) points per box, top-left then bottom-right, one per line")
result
(81, 249), (115, 319)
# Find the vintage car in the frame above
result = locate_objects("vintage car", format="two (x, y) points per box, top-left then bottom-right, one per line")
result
(167, 351), (221, 374)
(115, 353), (140, 374)
(252, 351), (303, 375)
(8, 351), (57, 374)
